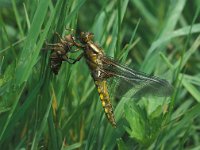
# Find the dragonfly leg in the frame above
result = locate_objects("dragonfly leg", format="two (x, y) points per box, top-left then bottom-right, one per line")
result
(69, 48), (80, 53)
(45, 42), (65, 55)
(45, 41), (63, 48)
(62, 53), (84, 64)
(70, 53), (84, 64)
(45, 46), (64, 51)
(70, 36), (84, 48)
(54, 32), (66, 43)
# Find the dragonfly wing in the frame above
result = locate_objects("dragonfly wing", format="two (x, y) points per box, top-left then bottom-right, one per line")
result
(99, 56), (173, 99)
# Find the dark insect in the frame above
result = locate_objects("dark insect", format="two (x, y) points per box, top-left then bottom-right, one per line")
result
(47, 31), (173, 127)
(45, 32), (81, 74)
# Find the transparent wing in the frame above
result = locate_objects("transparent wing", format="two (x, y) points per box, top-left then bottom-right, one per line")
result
(95, 56), (173, 99)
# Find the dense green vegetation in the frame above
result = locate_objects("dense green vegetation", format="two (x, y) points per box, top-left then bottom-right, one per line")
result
(0, 0), (200, 149)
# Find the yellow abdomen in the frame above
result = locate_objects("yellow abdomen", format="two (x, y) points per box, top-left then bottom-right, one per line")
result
(95, 80), (116, 127)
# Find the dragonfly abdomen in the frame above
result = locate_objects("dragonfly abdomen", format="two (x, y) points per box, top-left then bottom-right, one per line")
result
(94, 80), (116, 127)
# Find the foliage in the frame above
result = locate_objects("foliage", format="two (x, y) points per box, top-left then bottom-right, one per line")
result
(0, 0), (200, 149)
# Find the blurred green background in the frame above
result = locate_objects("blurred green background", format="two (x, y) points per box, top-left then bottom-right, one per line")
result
(0, 0), (200, 149)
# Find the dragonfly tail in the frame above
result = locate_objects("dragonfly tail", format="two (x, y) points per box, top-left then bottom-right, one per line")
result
(95, 80), (116, 127)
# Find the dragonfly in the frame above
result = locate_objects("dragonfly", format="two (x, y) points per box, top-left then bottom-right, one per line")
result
(47, 31), (173, 127)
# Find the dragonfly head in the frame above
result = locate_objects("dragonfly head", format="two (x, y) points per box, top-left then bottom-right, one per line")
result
(80, 32), (94, 43)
